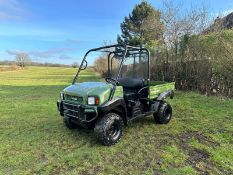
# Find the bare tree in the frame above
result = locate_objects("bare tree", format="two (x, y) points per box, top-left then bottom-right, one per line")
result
(93, 56), (108, 76)
(16, 52), (31, 67)
(161, 0), (210, 61)
(72, 62), (79, 68)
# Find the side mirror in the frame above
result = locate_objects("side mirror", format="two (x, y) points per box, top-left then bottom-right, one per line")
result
(80, 60), (87, 70)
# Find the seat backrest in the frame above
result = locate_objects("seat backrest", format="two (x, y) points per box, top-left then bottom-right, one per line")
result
(118, 77), (144, 89)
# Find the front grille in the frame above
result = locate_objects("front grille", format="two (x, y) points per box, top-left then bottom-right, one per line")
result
(65, 94), (83, 104)
(62, 101), (97, 122)
(63, 102), (83, 120)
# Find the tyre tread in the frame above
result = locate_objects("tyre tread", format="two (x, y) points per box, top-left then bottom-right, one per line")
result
(94, 113), (123, 146)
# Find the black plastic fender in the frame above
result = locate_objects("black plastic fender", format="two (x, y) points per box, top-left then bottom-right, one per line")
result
(157, 90), (174, 101)
(98, 98), (128, 125)
(151, 90), (174, 113)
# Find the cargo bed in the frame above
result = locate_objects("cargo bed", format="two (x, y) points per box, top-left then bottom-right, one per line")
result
(150, 81), (175, 99)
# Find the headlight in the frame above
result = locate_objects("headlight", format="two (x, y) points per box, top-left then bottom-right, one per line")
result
(60, 92), (64, 100)
(88, 96), (99, 105)
(88, 97), (95, 105)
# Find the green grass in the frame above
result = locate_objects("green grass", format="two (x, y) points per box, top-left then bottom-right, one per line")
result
(0, 66), (232, 175)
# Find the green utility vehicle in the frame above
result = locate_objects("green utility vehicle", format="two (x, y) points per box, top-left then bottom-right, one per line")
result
(57, 44), (175, 146)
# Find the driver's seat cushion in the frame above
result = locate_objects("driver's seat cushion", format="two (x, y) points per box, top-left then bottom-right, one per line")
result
(118, 78), (147, 101)
(118, 77), (144, 89)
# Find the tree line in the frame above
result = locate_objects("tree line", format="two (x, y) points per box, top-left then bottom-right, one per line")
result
(0, 59), (72, 68)
(1, 52), (79, 68)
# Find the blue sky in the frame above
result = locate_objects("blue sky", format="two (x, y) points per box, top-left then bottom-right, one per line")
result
(0, 0), (233, 65)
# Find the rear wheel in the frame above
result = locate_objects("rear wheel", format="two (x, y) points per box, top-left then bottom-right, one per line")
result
(154, 102), (172, 124)
(94, 113), (123, 146)
(63, 117), (79, 129)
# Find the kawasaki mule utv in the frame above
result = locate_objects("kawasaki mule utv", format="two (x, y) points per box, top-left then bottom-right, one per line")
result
(57, 44), (175, 146)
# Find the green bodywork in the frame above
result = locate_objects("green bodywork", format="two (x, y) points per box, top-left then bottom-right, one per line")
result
(63, 82), (112, 105)
(62, 81), (175, 106)
(150, 81), (175, 99)
(113, 86), (124, 99)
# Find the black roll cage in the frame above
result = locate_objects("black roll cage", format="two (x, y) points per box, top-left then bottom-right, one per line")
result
(72, 44), (150, 85)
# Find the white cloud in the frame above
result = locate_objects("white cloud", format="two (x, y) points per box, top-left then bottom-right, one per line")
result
(0, 0), (26, 20)
(0, 11), (21, 20)
(58, 55), (73, 60)
(6, 47), (77, 60)
(28, 48), (77, 58)
(6, 50), (24, 55)
(64, 39), (80, 45)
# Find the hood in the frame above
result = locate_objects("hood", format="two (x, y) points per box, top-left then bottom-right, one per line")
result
(63, 82), (112, 104)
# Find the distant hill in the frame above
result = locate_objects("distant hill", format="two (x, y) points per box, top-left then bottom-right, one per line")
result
(204, 12), (233, 33)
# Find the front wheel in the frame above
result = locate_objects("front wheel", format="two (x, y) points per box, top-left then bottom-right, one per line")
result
(154, 102), (172, 124)
(94, 113), (123, 146)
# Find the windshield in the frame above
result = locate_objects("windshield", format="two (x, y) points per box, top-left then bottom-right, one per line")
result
(72, 45), (149, 84)
(110, 51), (149, 79)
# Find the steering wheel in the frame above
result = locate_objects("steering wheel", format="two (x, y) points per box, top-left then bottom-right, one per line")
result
(105, 77), (119, 85)
(137, 86), (149, 98)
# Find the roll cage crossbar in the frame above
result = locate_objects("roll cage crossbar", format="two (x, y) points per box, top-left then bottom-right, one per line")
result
(72, 44), (150, 84)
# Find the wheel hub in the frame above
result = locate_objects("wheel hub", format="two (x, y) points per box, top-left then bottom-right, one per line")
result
(108, 123), (120, 140)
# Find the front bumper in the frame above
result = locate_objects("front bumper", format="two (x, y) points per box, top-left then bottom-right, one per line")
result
(57, 100), (98, 123)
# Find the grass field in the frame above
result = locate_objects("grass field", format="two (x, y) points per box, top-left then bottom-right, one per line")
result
(0, 66), (232, 175)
